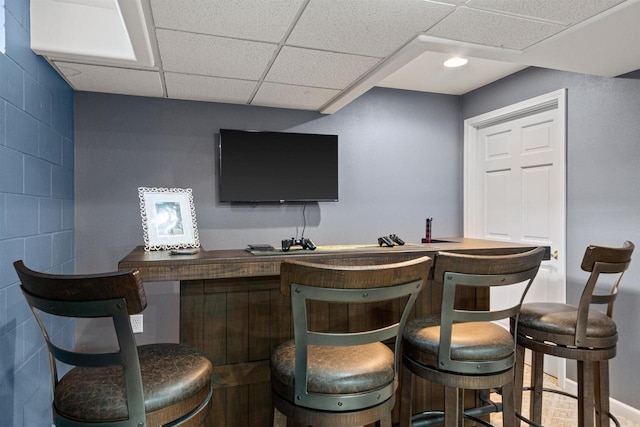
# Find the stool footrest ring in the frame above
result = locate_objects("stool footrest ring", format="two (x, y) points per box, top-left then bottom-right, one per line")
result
(517, 387), (620, 427)
(410, 402), (503, 427)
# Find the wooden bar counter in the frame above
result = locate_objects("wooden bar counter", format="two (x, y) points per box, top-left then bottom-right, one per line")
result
(118, 238), (549, 427)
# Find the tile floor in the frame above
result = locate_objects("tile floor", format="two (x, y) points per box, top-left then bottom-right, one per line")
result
(490, 366), (640, 427)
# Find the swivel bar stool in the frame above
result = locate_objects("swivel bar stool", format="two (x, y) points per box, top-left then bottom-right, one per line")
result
(512, 241), (634, 427)
(270, 256), (432, 427)
(400, 248), (545, 426)
(14, 260), (213, 427)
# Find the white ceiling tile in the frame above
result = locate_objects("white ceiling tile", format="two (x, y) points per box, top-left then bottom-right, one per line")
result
(35, 0), (640, 111)
(377, 51), (525, 95)
(286, 0), (455, 57)
(164, 73), (256, 104)
(265, 46), (381, 90)
(426, 7), (565, 50)
(252, 82), (340, 111)
(467, 0), (627, 25)
(53, 61), (164, 97)
(150, 0), (305, 43)
(156, 29), (278, 80)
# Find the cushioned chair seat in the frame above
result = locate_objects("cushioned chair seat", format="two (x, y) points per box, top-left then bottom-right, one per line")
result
(518, 302), (617, 339)
(403, 316), (516, 365)
(55, 344), (213, 422)
(271, 340), (394, 396)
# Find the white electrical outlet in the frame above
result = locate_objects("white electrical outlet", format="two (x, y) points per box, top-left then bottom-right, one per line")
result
(130, 314), (143, 333)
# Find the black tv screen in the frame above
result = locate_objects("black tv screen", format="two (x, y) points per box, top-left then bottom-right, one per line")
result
(218, 129), (339, 203)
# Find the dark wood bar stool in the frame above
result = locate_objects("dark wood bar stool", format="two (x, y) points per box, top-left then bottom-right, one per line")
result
(270, 256), (432, 427)
(400, 248), (545, 427)
(14, 260), (213, 427)
(512, 241), (634, 427)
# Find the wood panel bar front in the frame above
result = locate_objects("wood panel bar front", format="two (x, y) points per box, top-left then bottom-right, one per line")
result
(119, 238), (549, 427)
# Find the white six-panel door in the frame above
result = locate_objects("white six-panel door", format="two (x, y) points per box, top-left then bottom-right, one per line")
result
(464, 89), (566, 381)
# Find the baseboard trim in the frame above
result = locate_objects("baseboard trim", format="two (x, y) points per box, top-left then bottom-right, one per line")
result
(564, 378), (640, 423)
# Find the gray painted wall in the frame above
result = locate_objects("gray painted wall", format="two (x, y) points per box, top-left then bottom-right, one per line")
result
(74, 87), (462, 348)
(462, 67), (640, 409)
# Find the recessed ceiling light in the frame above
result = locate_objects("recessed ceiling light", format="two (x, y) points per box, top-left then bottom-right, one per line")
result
(443, 57), (468, 68)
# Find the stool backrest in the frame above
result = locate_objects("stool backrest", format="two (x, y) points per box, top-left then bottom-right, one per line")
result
(432, 248), (545, 374)
(576, 240), (634, 347)
(13, 260), (148, 427)
(280, 256), (432, 411)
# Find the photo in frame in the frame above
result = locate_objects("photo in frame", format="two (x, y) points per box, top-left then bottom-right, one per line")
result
(138, 187), (200, 251)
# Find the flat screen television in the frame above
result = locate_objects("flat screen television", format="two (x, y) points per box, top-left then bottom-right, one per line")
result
(218, 129), (339, 203)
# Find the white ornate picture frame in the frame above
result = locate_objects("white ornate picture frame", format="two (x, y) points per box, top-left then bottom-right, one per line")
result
(138, 187), (200, 251)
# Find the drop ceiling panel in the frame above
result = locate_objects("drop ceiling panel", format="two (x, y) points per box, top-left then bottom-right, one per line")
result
(522, 0), (640, 77)
(286, 0), (455, 58)
(426, 7), (566, 50)
(31, 0), (135, 62)
(265, 46), (381, 90)
(156, 29), (278, 80)
(150, 0), (305, 43)
(53, 61), (163, 97)
(467, 0), (627, 25)
(378, 51), (526, 95)
(31, 0), (640, 112)
(252, 82), (340, 111)
(164, 73), (257, 104)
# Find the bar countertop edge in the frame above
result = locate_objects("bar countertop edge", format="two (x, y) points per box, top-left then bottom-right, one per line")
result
(118, 238), (551, 282)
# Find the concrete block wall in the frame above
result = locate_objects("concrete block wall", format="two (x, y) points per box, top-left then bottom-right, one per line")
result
(0, 0), (75, 425)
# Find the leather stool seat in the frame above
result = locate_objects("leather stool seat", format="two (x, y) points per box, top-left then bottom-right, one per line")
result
(271, 341), (394, 398)
(55, 344), (212, 423)
(403, 316), (516, 366)
(518, 303), (617, 344)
